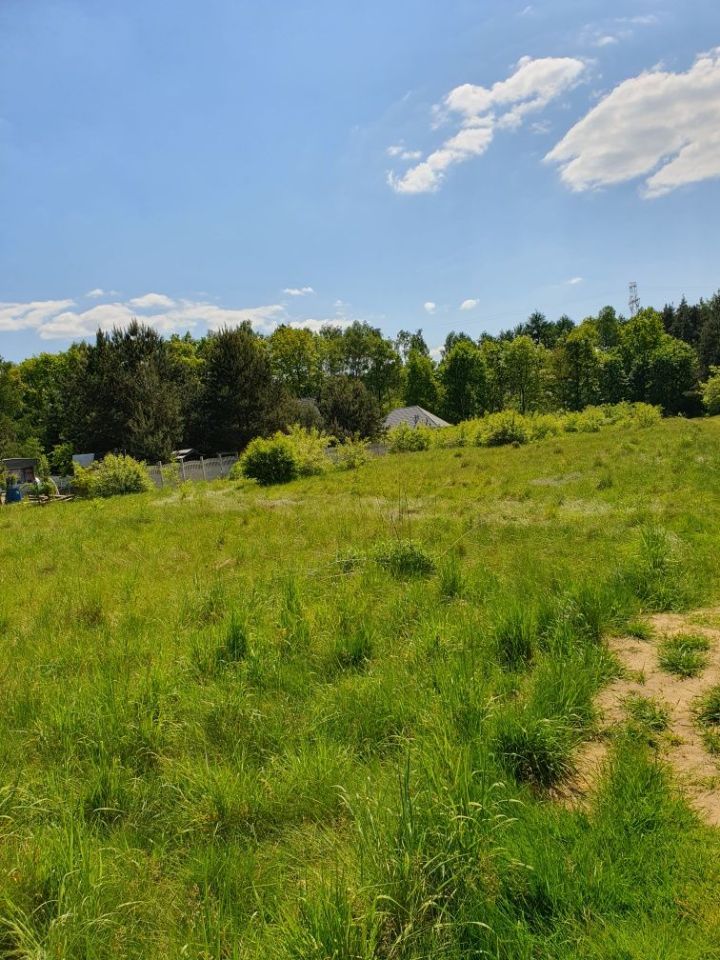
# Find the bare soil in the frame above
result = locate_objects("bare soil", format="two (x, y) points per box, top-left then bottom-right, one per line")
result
(562, 608), (720, 825)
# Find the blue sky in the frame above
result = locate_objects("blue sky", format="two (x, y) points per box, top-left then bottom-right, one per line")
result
(1, 0), (719, 361)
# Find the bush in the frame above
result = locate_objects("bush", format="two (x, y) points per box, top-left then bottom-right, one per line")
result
(73, 454), (152, 498)
(630, 402), (662, 428)
(238, 427), (331, 486)
(526, 413), (562, 441)
(387, 422), (432, 453)
(334, 438), (370, 470)
(701, 367), (720, 416)
(563, 407), (605, 433)
(238, 434), (298, 486)
(286, 425), (331, 477)
(474, 411), (529, 447)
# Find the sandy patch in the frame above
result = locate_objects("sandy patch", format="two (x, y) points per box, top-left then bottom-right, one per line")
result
(562, 608), (720, 825)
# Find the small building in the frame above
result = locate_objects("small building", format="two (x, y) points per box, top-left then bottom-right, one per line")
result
(1, 458), (39, 483)
(383, 406), (450, 431)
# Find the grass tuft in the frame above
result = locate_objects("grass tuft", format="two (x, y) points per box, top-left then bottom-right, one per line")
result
(657, 633), (710, 678)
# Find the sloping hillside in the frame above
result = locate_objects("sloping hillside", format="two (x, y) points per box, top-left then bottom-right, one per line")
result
(1, 417), (720, 958)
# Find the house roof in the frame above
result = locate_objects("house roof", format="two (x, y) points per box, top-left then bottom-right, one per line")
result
(383, 406), (450, 430)
(2, 458), (39, 470)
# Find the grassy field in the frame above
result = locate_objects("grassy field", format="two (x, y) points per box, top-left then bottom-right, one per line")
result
(1, 417), (720, 958)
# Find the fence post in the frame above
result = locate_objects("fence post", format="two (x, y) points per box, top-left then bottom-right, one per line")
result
(201, 456), (207, 481)
(158, 461), (164, 488)
(180, 459), (186, 481)
(218, 453), (224, 476)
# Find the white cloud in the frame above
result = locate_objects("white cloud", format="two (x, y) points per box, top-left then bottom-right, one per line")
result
(460, 298), (479, 310)
(4, 290), (380, 343)
(389, 56), (587, 193)
(617, 14), (659, 26)
(387, 144), (422, 160)
(531, 119), (552, 135)
(288, 318), (352, 333)
(566, 276), (584, 285)
(85, 288), (119, 298)
(0, 299), (76, 332)
(429, 345), (444, 361)
(283, 286), (315, 296)
(546, 48), (720, 197)
(128, 292), (176, 309)
(40, 303), (136, 339)
(1, 294), (288, 341)
(595, 35), (619, 47)
(424, 301), (437, 314)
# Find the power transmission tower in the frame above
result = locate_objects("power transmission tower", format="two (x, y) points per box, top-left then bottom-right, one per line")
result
(628, 282), (640, 317)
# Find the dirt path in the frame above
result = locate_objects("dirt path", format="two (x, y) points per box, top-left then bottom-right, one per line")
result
(564, 608), (720, 826)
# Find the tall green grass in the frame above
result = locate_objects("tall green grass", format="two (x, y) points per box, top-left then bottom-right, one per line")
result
(0, 417), (719, 956)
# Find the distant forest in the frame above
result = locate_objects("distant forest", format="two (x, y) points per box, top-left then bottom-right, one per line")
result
(2, 289), (720, 469)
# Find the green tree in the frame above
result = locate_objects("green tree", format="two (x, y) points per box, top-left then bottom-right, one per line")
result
(77, 322), (182, 461)
(595, 306), (621, 349)
(698, 293), (720, 377)
(552, 326), (601, 410)
(403, 349), (439, 411)
(619, 309), (665, 402)
(0, 357), (23, 455)
(701, 366), (720, 415)
(320, 375), (381, 439)
(267, 326), (323, 398)
(598, 349), (627, 404)
(395, 329), (429, 361)
(198, 324), (282, 454)
(646, 337), (698, 415)
(504, 336), (545, 413)
(440, 340), (487, 423)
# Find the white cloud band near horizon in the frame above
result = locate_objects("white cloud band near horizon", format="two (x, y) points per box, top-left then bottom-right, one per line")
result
(0, 293), (351, 341)
(388, 55), (587, 194)
(546, 47), (720, 197)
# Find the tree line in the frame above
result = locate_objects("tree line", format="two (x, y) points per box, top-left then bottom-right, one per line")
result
(1, 289), (719, 470)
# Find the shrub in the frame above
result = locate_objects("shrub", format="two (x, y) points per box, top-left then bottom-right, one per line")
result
(238, 427), (332, 486)
(239, 434), (299, 486)
(387, 422), (432, 453)
(286, 425), (331, 477)
(568, 407), (605, 433)
(701, 367), (720, 416)
(474, 411), (529, 447)
(526, 413), (562, 441)
(73, 454), (152, 498)
(334, 438), (370, 470)
(631, 403), (663, 427)
(371, 539), (435, 577)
